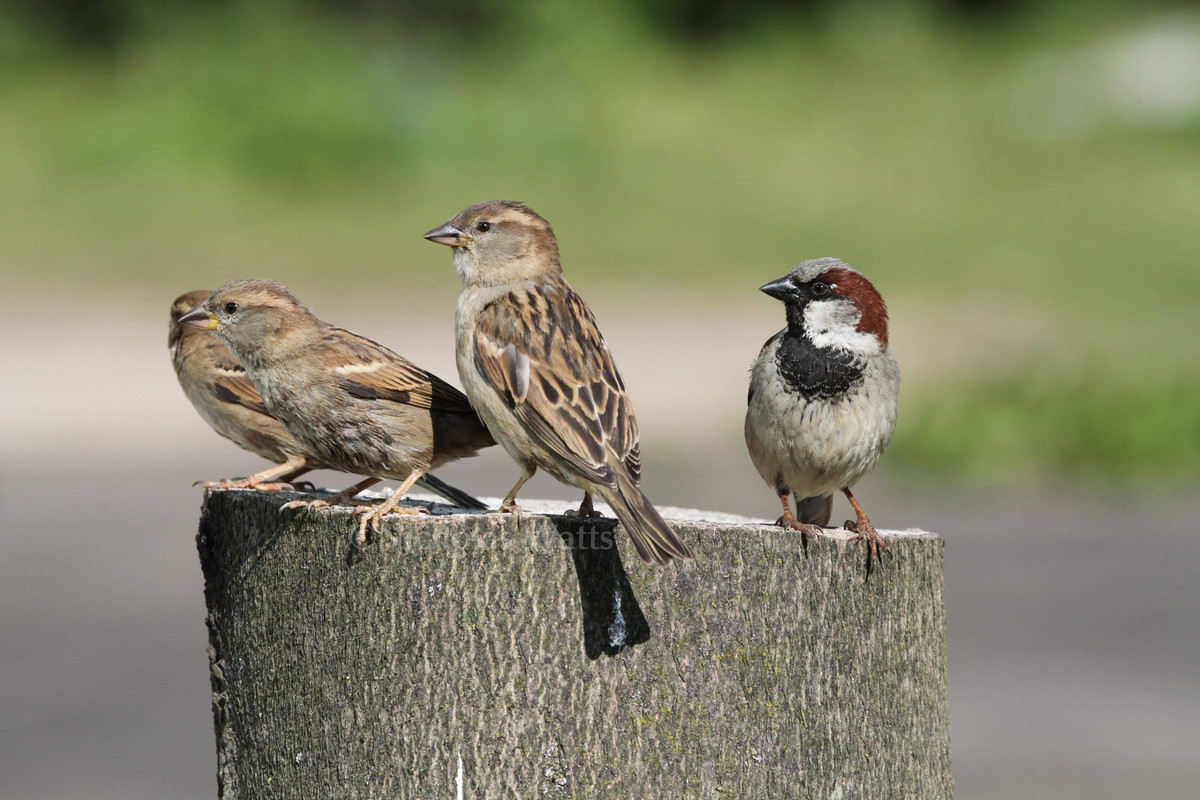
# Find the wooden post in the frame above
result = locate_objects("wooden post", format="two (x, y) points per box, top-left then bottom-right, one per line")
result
(197, 490), (952, 798)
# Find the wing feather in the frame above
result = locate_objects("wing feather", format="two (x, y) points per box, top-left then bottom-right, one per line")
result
(211, 373), (270, 417)
(204, 342), (270, 416)
(473, 282), (640, 488)
(322, 327), (475, 414)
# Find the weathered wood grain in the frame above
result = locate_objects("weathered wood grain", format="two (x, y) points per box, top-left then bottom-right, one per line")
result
(197, 490), (952, 799)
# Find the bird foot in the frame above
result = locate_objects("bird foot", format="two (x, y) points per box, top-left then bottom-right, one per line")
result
(351, 504), (429, 548)
(195, 477), (294, 492)
(563, 492), (602, 518)
(245, 480), (294, 492)
(493, 501), (522, 515)
(844, 517), (891, 564)
(563, 506), (603, 518)
(776, 512), (824, 539)
(281, 497), (332, 512)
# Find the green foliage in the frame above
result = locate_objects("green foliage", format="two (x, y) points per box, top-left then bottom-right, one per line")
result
(890, 369), (1200, 484)
(4, 2), (1196, 296)
(2, 1), (1197, 482)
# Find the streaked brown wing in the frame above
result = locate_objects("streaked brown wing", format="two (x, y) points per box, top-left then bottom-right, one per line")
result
(204, 343), (274, 419)
(211, 372), (270, 417)
(624, 442), (642, 485)
(322, 326), (475, 414)
(473, 282), (640, 488)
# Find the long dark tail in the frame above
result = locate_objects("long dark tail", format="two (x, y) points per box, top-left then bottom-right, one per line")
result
(797, 494), (833, 526)
(599, 470), (694, 566)
(415, 472), (488, 511)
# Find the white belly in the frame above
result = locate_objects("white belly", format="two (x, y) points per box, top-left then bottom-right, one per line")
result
(746, 343), (898, 498)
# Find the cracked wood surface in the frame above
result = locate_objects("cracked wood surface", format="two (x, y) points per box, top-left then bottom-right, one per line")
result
(197, 489), (952, 799)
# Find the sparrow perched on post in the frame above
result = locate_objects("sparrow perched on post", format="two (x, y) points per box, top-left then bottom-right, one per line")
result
(170, 290), (310, 491)
(744, 258), (900, 563)
(176, 280), (494, 543)
(171, 291), (483, 507)
(424, 201), (693, 566)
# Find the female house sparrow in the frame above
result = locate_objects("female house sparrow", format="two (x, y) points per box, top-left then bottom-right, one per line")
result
(744, 258), (900, 563)
(170, 290), (310, 491)
(424, 201), (693, 566)
(171, 291), (485, 508)
(177, 280), (495, 543)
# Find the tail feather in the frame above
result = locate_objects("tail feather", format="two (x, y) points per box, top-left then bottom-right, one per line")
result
(415, 472), (488, 511)
(796, 494), (833, 526)
(600, 471), (694, 566)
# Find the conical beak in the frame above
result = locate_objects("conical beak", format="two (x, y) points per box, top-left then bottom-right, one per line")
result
(759, 276), (799, 302)
(177, 307), (219, 330)
(423, 222), (466, 247)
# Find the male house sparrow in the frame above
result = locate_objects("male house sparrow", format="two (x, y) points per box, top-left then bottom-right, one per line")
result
(744, 258), (900, 563)
(177, 280), (495, 542)
(424, 201), (693, 566)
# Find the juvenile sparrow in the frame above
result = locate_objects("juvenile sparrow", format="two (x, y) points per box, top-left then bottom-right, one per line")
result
(170, 290), (310, 491)
(176, 280), (495, 542)
(744, 258), (900, 563)
(425, 201), (693, 566)
(171, 291), (484, 507)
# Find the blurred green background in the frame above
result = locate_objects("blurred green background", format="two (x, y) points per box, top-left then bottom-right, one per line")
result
(4, 0), (1198, 486)
(3, 4), (1199, 800)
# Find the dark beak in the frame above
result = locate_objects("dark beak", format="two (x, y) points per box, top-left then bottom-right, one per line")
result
(423, 222), (466, 247)
(177, 307), (219, 330)
(759, 276), (799, 302)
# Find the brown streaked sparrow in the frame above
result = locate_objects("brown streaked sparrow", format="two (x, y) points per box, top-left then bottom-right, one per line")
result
(177, 280), (494, 543)
(170, 290), (310, 491)
(744, 258), (900, 564)
(172, 291), (483, 508)
(424, 201), (693, 566)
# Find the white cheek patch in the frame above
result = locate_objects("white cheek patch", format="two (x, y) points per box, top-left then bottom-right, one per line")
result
(803, 300), (881, 355)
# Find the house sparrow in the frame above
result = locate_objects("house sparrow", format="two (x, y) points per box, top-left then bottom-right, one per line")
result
(424, 201), (693, 566)
(744, 258), (900, 564)
(176, 280), (495, 543)
(172, 291), (483, 507)
(171, 290), (312, 491)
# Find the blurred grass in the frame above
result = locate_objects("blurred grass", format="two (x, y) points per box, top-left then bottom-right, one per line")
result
(2, 1), (1198, 482)
(891, 370), (1200, 487)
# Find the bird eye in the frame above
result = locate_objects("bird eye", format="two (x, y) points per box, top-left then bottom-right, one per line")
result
(476, 220), (492, 233)
(810, 282), (830, 297)
(223, 301), (239, 315)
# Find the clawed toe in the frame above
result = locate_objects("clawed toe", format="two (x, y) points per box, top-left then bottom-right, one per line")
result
(350, 507), (374, 548)
(565, 493), (602, 518)
(349, 503), (429, 548)
(251, 481), (294, 492)
(788, 521), (825, 539)
(563, 508), (602, 518)
(196, 478), (294, 492)
(281, 498), (329, 512)
(195, 478), (241, 489)
(847, 518), (891, 565)
(353, 504), (428, 526)
(775, 512), (823, 539)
